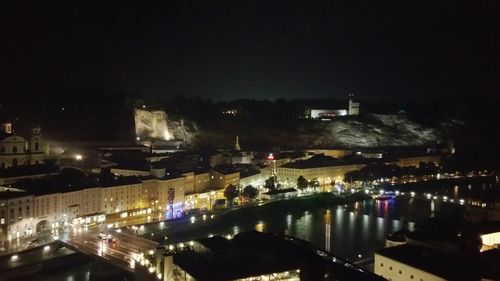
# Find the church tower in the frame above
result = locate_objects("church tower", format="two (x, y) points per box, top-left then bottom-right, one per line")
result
(29, 127), (42, 153)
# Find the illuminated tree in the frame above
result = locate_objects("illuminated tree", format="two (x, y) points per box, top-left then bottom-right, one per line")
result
(224, 184), (239, 206)
(242, 185), (258, 201)
(310, 178), (320, 189)
(297, 176), (308, 190)
(264, 176), (280, 192)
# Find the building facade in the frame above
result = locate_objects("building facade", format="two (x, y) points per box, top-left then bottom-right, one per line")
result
(0, 125), (47, 169)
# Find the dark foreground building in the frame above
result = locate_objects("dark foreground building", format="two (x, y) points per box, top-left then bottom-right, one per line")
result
(136, 230), (386, 281)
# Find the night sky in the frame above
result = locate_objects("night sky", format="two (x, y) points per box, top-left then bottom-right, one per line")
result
(1, 0), (498, 102)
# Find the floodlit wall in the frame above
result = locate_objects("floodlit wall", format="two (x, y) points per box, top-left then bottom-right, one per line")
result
(134, 109), (172, 141)
(481, 232), (500, 247)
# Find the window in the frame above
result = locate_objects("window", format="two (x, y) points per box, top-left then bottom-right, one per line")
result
(389, 266), (392, 270)
(13, 146), (17, 154)
(410, 275), (414, 279)
(380, 263), (383, 267)
(35, 142), (39, 151)
(0, 146), (4, 153)
(399, 270), (402, 274)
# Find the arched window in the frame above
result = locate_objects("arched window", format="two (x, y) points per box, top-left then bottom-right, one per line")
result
(12, 158), (18, 167)
(12, 146), (17, 154)
(35, 142), (39, 151)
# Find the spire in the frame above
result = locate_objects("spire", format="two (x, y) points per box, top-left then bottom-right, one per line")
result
(234, 136), (241, 151)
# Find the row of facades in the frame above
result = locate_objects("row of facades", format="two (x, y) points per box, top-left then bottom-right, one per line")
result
(0, 153), (442, 242)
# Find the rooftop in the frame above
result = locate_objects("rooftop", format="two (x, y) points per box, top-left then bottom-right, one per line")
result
(0, 163), (59, 178)
(280, 154), (345, 169)
(0, 190), (32, 200)
(233, 164), (260, 178)
(173, 231), (384, 281)
(212, 164), (239, 175)
(11, 171), (143, 196)
(376, 244), (500, 280)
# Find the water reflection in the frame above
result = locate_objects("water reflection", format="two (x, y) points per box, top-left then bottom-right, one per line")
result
(255, 221), (265, 232)
(324, 210), (331, 252)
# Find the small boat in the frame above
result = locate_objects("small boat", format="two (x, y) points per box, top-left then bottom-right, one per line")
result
(374, 194), (394, 201)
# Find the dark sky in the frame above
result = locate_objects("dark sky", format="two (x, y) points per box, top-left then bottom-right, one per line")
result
(1, 0), (498, 102)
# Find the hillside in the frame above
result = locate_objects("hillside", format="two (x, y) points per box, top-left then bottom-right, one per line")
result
(172, 114), (440, 149)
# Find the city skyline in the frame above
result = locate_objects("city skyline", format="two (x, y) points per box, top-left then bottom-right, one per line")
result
(1, 2), (500, 280)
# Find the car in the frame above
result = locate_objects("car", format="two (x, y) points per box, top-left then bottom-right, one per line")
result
(107, 237), (117, 243)
(98, 232), (107, 239)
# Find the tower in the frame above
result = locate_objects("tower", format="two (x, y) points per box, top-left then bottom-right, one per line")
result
(234, 136), (241, 151)
(29, 127), (42, 153)
(348, 93), (360, 116)
(1, 122), (12, 134)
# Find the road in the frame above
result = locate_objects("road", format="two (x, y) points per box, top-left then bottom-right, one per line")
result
(58, 227), (157, 271)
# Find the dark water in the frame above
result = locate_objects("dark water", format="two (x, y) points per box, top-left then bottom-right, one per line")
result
(161, 198), (431, 260)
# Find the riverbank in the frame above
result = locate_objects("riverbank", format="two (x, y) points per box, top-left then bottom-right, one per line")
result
(379, 175), (497, 192)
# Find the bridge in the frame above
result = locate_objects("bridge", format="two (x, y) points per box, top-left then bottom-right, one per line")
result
(0, 228), (158, 281)
(58, 228), (159, 272)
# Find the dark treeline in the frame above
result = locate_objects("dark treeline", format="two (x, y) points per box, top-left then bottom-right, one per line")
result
(2, 92), (500, 159)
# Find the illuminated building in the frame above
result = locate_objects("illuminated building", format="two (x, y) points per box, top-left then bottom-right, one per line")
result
(307, 96), (360, 120)
(0, 190), (34, 241)
(310, 109), (348, 120)
(210, 165), (240, 189)
(348, 99), (360, 116)
(0, 124), (47, 169)
(277, 155), (366, 185)
(136, 231), (385, 281)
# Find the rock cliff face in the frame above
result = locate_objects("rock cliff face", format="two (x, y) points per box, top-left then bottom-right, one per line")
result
(317, 114), (439, 147)
(167, 114), (440, 149)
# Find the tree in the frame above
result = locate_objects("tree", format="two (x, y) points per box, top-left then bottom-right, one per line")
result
(223, 184), (239, 206)
(310, 178), (320, 189)
(297, 176), (308, 190)
(264, 176), (279, 192)
(242, 185), (258, 201)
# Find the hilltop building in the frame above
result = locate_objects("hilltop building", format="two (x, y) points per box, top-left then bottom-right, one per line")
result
(307, 95), (360, 120)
